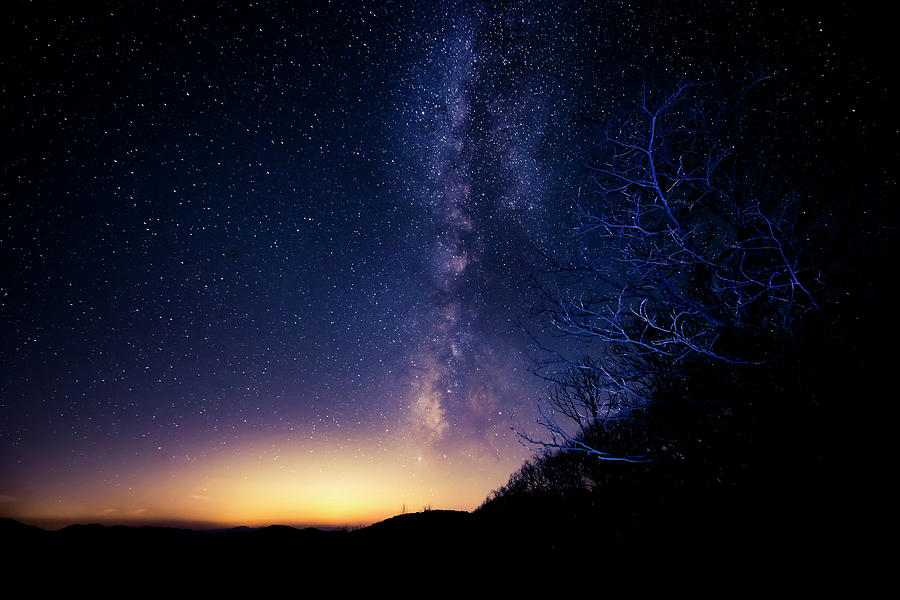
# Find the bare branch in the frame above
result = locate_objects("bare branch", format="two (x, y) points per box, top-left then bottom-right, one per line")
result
(524, 71), (822, 463)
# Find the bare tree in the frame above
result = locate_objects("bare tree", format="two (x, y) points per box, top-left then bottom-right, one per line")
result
(526, 71), (822, 462)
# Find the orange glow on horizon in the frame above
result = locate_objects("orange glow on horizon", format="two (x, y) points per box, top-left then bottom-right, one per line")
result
(4, 431), (528, 530)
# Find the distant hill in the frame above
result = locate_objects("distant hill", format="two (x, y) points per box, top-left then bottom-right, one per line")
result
(1, 504), (857, 588)
(1, 510), (486, 573)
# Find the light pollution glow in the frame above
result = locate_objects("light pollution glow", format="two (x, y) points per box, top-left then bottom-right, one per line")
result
(5, 431), (529, 530)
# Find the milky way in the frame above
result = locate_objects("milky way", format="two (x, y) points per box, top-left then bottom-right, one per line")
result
(396, 8), (554, 454)
(1, 1), (875, 527)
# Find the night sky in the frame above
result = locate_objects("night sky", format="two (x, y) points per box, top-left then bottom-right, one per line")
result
(0, 1), (884, 528)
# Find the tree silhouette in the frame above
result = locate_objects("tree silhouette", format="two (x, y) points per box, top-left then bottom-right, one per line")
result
(526, 71), (825, 462)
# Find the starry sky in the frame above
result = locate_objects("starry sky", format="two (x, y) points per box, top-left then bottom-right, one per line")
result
(0, 1), (886, 528)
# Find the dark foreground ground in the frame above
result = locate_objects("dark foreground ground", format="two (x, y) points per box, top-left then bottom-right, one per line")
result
(1, 494), (873, 590)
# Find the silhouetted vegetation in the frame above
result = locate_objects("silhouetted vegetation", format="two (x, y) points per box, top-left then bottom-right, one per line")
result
(480, 58), (894, 570)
